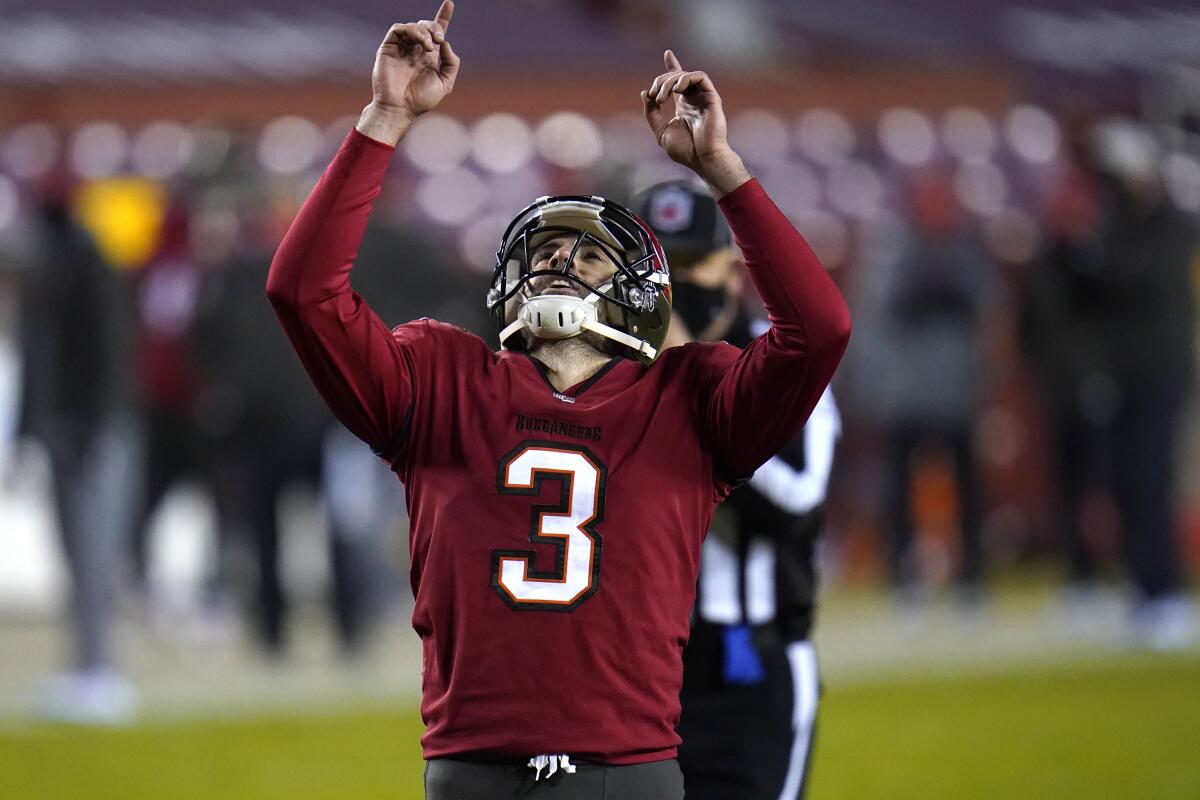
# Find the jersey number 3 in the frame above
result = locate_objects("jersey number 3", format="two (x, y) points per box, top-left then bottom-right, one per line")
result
(491, 442), (607, 611)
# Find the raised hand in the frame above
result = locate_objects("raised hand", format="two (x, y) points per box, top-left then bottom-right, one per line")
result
(358, 1), (460, 145)
(642, 50), (750, 198)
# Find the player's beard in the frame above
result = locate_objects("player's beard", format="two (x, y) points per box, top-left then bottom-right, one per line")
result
(520, 325), (623, 358)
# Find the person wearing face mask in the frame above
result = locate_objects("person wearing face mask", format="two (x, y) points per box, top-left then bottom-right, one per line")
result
(631, 180), (840, 800)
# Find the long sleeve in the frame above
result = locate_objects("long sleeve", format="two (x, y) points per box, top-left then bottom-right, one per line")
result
(265, 129), (415, 462)
(704, 179), (851, 481)
(747, 387), (840, 515)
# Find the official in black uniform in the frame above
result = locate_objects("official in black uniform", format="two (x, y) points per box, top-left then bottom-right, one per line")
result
(631, 181), (841, 800)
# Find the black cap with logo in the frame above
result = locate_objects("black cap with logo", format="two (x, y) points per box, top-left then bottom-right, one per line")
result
(627, 179), (731, 268)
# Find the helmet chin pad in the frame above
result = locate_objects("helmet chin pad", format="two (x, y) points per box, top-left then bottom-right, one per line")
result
(517, 294), (598, 340)
(500, 289), (660, 361)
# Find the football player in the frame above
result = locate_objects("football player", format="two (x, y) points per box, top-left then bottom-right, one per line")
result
(266, 3), (850, 798)
(632, 180), (840, 800)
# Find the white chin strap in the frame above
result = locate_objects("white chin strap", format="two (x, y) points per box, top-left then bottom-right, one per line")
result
(500, 291), (657, 361)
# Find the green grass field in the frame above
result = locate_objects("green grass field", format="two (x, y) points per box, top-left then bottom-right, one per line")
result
(3, 652), (1197, 799)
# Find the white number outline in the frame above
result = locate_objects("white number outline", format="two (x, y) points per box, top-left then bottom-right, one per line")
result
(491, 442), (606, 611)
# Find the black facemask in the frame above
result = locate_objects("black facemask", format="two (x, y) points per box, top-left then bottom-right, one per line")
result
(672, 281), (730, 337)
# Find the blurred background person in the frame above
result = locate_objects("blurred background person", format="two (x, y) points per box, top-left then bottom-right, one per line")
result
(1022, 157), (1110, 604)
(13, 172), (139, 723)
(128, 196), (221, 618)
(869, 173), (999, 609)
(632, 179), (841, 800)
(193, 198), (342, 656)
(1025, 119), (1198, 648)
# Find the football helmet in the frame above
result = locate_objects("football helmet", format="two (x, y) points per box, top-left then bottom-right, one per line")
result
(487, 195), (672, 363)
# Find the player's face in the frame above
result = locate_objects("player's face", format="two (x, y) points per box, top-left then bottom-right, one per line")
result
(527, 235), (619, 297)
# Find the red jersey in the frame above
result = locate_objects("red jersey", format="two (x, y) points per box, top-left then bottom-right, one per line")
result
(267, 130), (850, 764)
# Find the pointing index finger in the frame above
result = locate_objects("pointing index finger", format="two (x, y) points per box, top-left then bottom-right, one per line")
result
(435, 0), (455, 34)
(664, 49), (682, 72)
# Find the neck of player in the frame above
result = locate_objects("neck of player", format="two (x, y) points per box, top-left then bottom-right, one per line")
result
(528, 338), (612, 393)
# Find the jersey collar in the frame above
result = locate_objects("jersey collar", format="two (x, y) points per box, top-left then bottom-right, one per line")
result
(522, 354), (624, 401)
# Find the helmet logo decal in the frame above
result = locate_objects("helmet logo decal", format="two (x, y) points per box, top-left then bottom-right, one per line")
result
(625, 284), (658, 313)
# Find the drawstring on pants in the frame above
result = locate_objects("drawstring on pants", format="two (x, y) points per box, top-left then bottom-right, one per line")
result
(527, 754), (577, 781)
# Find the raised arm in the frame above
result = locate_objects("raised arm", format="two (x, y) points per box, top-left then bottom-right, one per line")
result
(643, 51), (851, 480)
(265, 1), (460, 462)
